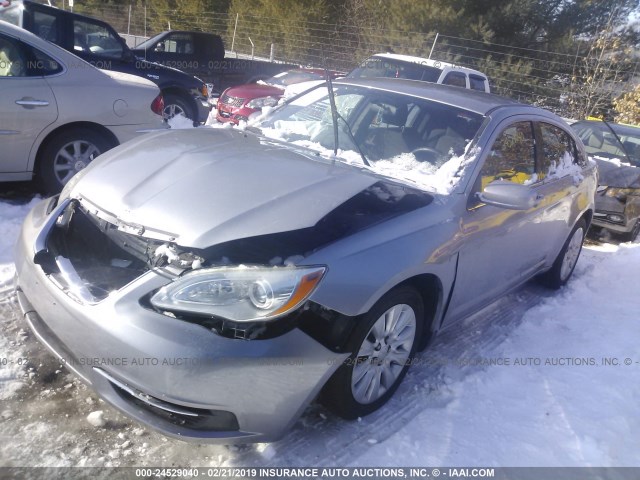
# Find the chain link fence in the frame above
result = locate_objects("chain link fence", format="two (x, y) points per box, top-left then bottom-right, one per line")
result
(73, 3), (639, 119)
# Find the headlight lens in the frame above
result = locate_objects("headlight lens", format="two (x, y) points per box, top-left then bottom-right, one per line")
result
(246, 96), (279, 109)
(150, 266), (326, 322)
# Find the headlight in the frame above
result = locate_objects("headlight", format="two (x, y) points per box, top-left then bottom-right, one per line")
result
(246, 96), (279, 109)
(150, 266), (326, 322)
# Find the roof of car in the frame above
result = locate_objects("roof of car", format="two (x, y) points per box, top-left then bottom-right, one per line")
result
(370, 53), (488, 78)
(334, 77), (527, 116)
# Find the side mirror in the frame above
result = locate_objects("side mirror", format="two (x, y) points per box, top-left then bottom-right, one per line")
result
(477, 180), (540, 210)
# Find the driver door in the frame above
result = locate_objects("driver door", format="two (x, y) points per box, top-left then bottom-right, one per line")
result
(446, 120), (548, 320)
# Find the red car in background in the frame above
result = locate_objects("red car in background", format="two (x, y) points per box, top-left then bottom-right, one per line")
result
(216, 68), (344, 124)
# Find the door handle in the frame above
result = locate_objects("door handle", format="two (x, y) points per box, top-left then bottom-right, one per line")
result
(15, 98), (50, 107)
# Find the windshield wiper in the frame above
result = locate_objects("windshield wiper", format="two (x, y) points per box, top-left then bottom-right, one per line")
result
(602, 119), (632, 164)
(324, 68), (370, 167)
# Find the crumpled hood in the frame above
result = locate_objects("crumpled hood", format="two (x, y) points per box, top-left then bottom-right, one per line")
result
(595, 158), (640, 188)
(71, 128), (379, 248)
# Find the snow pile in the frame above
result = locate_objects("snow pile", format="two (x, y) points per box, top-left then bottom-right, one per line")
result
(86, 411), (106, 428)
(0, 197), (40, 287)
(353, 241), (640, 466)
(167, 114), (195, 129)
(547, 150), (584, 182)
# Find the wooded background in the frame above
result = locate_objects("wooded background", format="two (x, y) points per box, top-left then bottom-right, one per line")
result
(70, 0), (640, 122)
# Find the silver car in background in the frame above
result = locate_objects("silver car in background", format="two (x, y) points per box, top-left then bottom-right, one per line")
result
(0, 20), (165, 194)
(15, 78), (596, 443)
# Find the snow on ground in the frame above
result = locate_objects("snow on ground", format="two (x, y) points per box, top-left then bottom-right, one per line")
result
(0, 195), (638, 467)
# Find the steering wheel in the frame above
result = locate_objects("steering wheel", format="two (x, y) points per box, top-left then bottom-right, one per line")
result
(411, 147), (441, 164)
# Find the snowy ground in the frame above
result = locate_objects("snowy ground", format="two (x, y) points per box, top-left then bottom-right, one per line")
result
(1, 188), (639, 468)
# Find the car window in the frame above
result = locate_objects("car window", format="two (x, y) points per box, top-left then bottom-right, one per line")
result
(157, 33), (195, 54)
(442, 71), (467, 88)
(0, 36), (27, 77)
(33, 10), (60, 43)
(469, 74), (487, 91)
(73, 19), (123, 58)
(0, 35), (61, 77)
(538, 123), (584, 180)
(479, 121), (536, 189)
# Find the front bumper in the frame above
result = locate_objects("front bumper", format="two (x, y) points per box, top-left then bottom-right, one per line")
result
(592, 194), (636, 233)
(194, 96), (212, 123)
(14, 198), (346, 443)
(215, 103), (257, 125)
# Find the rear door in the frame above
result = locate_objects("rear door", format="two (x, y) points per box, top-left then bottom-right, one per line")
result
(0, 33), (59, 174)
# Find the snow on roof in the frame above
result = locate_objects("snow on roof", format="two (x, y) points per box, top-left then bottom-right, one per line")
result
(371, 53), (487, 78)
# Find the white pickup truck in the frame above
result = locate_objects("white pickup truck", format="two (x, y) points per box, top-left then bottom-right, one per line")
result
(347, 53), (490, 92)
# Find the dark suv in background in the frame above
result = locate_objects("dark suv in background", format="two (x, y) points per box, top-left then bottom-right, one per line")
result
(0, 0), (211, 122)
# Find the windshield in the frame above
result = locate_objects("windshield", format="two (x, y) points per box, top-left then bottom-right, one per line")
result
(253, 84), (484, 194)
(573, 122), (640, 167)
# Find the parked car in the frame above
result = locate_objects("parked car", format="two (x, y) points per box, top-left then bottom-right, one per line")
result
(216, 68), (344, 124)
(0, 0), (211, 122)
(571, 120), (640, 240)
(347, 53), (491, 92)
(15, 78), (595, 443)
(132, 30), (299, 96)
(0, 20), (165, 194)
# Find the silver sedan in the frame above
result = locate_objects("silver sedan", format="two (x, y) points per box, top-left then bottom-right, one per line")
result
(15, 78), (596, 443)
(0, 20), (165, 194)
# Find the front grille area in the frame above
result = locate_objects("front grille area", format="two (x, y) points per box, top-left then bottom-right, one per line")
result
(40, 201), (155, 303)
(219, 93), (244, 107)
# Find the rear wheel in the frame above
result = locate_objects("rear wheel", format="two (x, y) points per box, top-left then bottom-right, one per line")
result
(321, 286), (423, 419)
(37, 128), (113, 195)
(163, 94), (195, 122)
(539, 219), (586, 289)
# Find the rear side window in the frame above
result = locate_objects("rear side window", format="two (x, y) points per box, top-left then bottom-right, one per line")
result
(469, 74), (487, 91)
(442, 71), (467, 88)
(0, 35), (62, 77)
(538, 123), (585, 180)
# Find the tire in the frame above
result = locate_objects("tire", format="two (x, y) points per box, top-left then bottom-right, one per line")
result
(621, 218), (640, 242)
(37, 128), (113, 195)
(321, 286), (424, 419)
(539, 219), (587, 289)
(163, 94), (195, 122)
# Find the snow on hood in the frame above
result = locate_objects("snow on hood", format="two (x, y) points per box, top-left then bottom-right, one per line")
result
(68, 128), (381, 248)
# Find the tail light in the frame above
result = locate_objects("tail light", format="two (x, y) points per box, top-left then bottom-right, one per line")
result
(151, 94), (164, 116)
(201, 84), (209, 97)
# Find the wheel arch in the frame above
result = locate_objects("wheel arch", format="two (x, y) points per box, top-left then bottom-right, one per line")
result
(34, 121), (119, 173)
(301, 272), (444, 354)
(161, 87), (197, 111)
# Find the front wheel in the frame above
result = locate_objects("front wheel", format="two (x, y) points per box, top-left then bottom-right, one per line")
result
(539, 219), (587, 289)
(321, 286), (424, 419)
